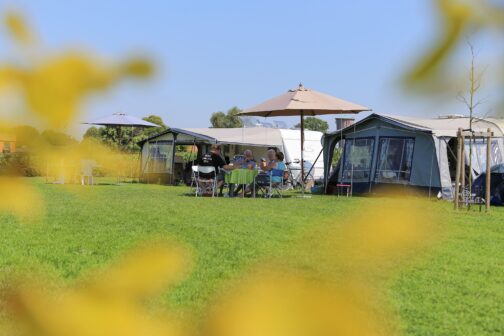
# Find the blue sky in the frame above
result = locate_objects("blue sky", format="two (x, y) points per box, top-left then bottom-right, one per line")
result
(1, 0), (498, 135)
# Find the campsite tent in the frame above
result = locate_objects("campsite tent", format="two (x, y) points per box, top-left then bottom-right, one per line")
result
(322, 113), (504, 198)
(472, 163), (504, 206)
(138, 127), (324, 184)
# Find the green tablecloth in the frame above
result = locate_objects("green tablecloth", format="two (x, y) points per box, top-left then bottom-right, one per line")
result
(224, 169), (258, 185)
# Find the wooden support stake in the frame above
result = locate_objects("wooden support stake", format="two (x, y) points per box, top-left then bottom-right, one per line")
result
(461, 134), (466, 207)
(486, 128), (492, 212)
(454, 128), (462, 209)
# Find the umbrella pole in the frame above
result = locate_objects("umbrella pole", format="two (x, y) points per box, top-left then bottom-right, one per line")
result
(300, 111), (305, 195)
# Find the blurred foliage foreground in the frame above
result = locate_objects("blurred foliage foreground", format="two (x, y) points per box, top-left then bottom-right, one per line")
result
(0, 4), (473, 336)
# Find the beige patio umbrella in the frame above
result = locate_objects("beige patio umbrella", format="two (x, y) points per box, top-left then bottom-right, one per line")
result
(239, 83), (371, 189)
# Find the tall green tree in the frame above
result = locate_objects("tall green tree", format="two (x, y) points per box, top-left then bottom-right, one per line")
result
(11, 125), (40, 147)
(210, 106), (243, 128)
(41, 130), (78, 147)
(294, 117), (329, 133)
(83, 126), (101, 139)
(141, 115), (167, 138)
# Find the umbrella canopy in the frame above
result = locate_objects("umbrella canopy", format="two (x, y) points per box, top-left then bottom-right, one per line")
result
(240, 83), (371, 117)
(84, 113), (159, 128)
(239, 83), (370, 192)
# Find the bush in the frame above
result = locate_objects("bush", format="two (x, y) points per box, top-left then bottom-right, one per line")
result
(0, 153), (41, 176)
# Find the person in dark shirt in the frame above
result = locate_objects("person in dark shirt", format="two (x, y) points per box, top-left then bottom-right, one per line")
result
(198, 145), (226, 174)
(197, 145), (227, 195)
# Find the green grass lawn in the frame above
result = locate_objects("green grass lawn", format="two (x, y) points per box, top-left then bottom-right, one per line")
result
(0, 178), (503, 335)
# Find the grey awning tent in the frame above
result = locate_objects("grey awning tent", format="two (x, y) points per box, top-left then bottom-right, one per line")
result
(138, 127), (285, 184)
(322, 113), (504, 198)
(138, 126), (326, 184)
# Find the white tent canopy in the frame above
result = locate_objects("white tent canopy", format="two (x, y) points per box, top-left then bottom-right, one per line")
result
(182, 127), (284, 147)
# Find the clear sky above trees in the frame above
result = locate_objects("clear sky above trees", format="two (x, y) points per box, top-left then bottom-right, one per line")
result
(1, 1), (500, 136)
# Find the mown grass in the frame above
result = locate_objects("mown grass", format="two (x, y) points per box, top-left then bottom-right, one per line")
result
(390, 205), (504, 335)
(0, 178), (503, 335)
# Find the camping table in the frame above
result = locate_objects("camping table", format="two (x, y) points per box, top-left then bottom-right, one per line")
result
(224, 169), (258, 197)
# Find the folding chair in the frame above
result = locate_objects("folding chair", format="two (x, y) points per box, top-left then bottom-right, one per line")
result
(195, 166), (217, 197)
(253, 173), (271, 198)
(268, 169), (284, 198)
(190, 165), (199, 195)
(253, 170), (284, 198)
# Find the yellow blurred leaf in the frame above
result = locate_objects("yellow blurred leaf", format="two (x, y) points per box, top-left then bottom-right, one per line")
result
(92, 244), (190, 299)
(206, 273), (385, 336)
(4, 11), (34, 45)
(6, 244), (188, 336)
(0, 53), (154, 128)
(0, 177), (44, 219)
(405, 0), (473, 85)
(120, 57), (155, 78)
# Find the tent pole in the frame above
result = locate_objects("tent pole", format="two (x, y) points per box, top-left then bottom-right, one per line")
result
(454, 129), (462, 209)
(300, 110), (305, 195)
(428, 140), (435, 199)
(350, 122), (356, 196)
(171, 134), (178, 185)
(486, 128), (492, 212)
(191, 139), (196, 166)
(304, 148), (323, 183)
(461, 134), (466, 206)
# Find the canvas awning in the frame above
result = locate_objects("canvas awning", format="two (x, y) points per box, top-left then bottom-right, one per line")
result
(138, 127), (284, 148)
(380, 115), (504, 138)
(181, 127), (283, 147)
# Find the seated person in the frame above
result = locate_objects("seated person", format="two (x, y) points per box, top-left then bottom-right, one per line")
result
(257, 149), (286, 185)
(198, 145), (226, 175)
(225, 150), (256, 170)
(236, 149), (256, 169)
(260, 149), (277, 171)
(228, 150), (257, 196)
(197, 145), (227, 194)
(271, 151), (286, 184)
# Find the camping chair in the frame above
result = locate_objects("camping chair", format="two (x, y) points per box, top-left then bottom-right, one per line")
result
(190, 165), (198, 195)
(253, 173), (271, 198)
(195, 166), (217, 197)
(269, 169), (285, 198)
(253, 169), (284, 198)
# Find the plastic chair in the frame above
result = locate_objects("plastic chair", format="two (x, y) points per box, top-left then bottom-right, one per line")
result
(80, 160), (96, 185)
(190, 165), (198, 195)
(195, 166), (217, 197)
